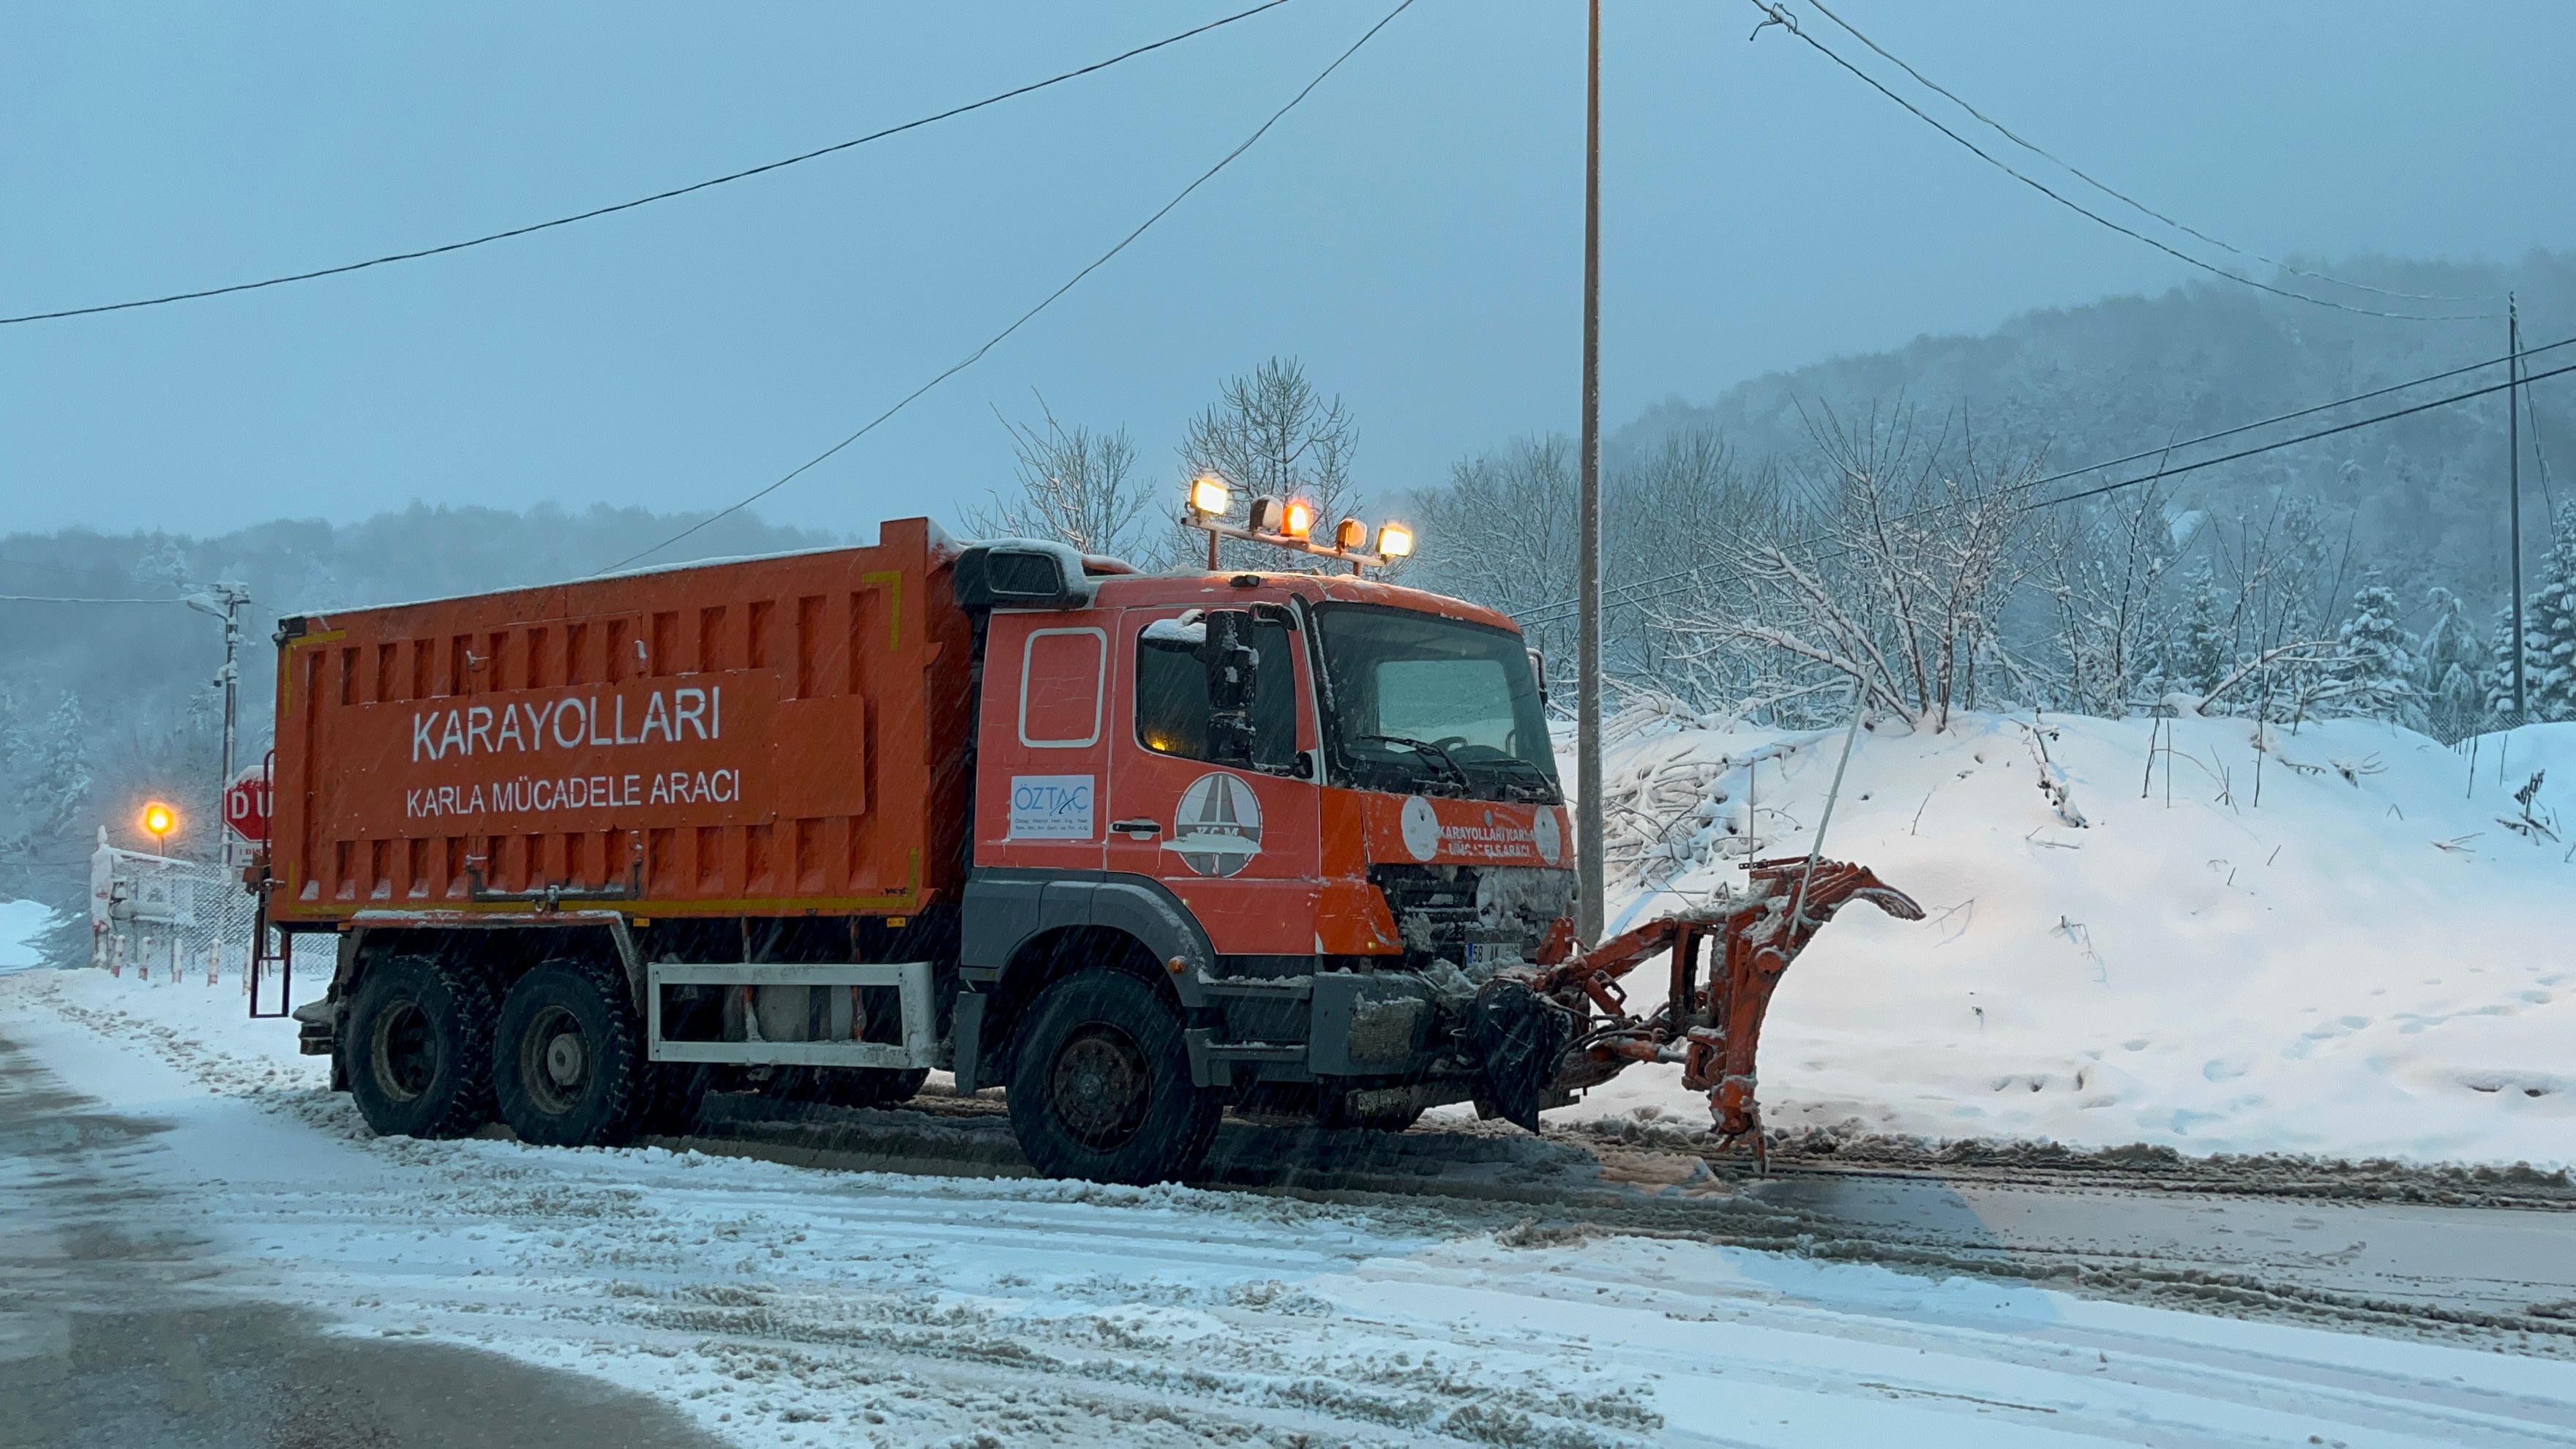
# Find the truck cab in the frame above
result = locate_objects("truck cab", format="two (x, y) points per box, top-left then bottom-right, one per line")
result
(949, 542), (1578, 1181)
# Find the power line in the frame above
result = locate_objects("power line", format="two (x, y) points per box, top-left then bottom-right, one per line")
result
(1521, 358), (2576, 626)
(601, 0), (1418, 576)
(0, 3), (1292, 328)
(1512, 336), (2576, 626)
(0, 594), (191, 605)
(2526, 366), (2560, 520)
(2023, 358), (2576, 512)
(1742, 1), (2497, 323)
(1798, 0), (2482, 309)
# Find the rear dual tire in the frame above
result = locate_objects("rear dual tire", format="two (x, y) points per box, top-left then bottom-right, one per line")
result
(493, 959), (647, 1148)
(343, 955), (498, 1139)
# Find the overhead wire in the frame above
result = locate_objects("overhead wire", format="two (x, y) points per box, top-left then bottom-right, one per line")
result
(1741, 1), (2498, 323)
(1512, 336), (2576, 626)
(2024, 358), (2576, 512)
(1514, 357), (2576, 628)
(0, 1), (1293, 327)
(1797, 0), (2483, 309)
(598, 0), (1418, 576)
(0, 594), (193, 605)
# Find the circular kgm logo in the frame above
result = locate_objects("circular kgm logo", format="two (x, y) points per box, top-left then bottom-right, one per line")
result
(1532, 806), (1562, 864)
(1169, 772), (1263, 877)
(1400, 795), (1442, 861)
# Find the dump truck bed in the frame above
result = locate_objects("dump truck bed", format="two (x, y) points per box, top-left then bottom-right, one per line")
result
(266, 517), (971, 921)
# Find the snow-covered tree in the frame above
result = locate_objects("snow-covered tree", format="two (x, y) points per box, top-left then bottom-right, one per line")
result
(2328, 580), (2424, 727)
(2415, 586), (2489, 741)
(1663, 406), (2032, 733)
(2033, 473), (2182, 715)
(2169, 561), (2231, 697)
(2523, 514), (2576, 721)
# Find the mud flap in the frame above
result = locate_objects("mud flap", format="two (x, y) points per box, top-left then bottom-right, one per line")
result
(1463, 980), (1576, 1132)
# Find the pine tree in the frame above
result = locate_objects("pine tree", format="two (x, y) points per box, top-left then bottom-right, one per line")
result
(17, 692), (94, 844)
(2485, 606), (2521, 719)
(2332, 580), (2424, 726)
(2170, 561), (2231, 697)
(2415, 587), (2487, 741)
(2525, 513), (2576, 722)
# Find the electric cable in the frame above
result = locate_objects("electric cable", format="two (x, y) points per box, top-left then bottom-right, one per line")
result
(1516, 356), (2576, 627)
(0, 2), (1292, 327)
(1798, 0), (2483, 308)
(0, 594), (192, 605)
(2525, 367), (2559, 520)
(599, 0), (1416, 576)
(1512, 336), (2576, 625)
(1742, 1), (2498, 322)
(2023, 358), (2576, 512)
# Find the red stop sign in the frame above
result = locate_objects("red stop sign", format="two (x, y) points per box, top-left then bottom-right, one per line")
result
(224, 768), (272, 844)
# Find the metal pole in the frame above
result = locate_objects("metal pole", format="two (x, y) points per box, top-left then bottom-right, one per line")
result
(220, 588), (242, 794)
(2509, 295), (2527, 716)
(1575, 0), (1606, 946)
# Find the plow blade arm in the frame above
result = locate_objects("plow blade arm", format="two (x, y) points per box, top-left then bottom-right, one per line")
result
(1536, 858), (1921, 1147)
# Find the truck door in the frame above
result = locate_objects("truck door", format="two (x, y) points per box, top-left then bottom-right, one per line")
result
(1105, 604), (1322, 956)
(974, 614), (1111, 872)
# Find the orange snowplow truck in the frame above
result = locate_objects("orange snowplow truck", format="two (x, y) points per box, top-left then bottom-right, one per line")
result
(262, 516), (1913, 1183)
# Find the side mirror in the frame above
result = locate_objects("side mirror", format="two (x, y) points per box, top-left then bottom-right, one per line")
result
(1527, 645), (1549, 708)
(1199, 609), (1259, 765)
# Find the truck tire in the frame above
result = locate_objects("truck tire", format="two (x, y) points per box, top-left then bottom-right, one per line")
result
(768, 1066), (930, 1110)
(1006, 970), (1218, 1185)
(493, 959), (645, 1149)
(342, 954), (497, 1140)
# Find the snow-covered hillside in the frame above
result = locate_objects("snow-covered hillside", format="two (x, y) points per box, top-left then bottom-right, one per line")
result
(1559, 713), (2575, 1170)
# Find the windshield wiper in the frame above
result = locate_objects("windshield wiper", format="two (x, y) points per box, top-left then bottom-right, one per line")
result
(1474, 755), (1560, 801)
(1347, 733), (1473, 790)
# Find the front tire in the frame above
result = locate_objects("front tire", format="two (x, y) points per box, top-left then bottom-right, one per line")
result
(493, 959), (644, 1148)
(342, 955), (497, 1139)
(1006, 970), (1218, 1185)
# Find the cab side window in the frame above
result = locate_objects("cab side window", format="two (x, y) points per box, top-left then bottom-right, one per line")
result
(1135, 618), (1299, 771)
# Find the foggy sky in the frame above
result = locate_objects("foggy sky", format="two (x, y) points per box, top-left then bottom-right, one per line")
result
(4, 1), (2571, 547)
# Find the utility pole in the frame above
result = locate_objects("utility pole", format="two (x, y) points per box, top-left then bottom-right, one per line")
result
(187, 581), (252, 862)
(2510, 293), (2527, 716)
(1575, 0), (1606, 946)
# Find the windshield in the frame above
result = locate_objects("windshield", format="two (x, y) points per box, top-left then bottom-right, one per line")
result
(1313, 602), (1560, 803)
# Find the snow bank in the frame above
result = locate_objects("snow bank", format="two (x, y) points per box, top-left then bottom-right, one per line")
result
(0, 898), (52, 972)
(1562, 712), (2576, 1169)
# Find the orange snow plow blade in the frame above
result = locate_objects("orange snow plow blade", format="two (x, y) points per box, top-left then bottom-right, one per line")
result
(1536, 858), (1922, 1163)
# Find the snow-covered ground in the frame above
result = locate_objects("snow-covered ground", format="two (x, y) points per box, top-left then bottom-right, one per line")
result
(0, 897), (50, 971)
(12, 965), (2576, 1448)
(1555, 713), (2575, 1170)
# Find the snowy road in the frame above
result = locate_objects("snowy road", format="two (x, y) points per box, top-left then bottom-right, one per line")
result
(10, 970), (2576, 1448)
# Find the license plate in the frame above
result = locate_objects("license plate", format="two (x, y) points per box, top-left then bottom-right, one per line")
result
(1464, 942), (1521, 971)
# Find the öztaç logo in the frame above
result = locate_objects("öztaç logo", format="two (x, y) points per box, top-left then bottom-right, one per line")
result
(1168, 772), (1262, 877)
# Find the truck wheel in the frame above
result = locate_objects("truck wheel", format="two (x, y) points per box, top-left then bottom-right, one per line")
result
(342, 955), (497, 1140)
(768, 1066), (930, 1110)
(493, 959), (644, 1148)
(1006, 970), (1218, 1185)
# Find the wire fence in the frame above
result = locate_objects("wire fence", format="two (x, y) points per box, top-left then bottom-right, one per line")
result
(86, 834), (331, 995)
